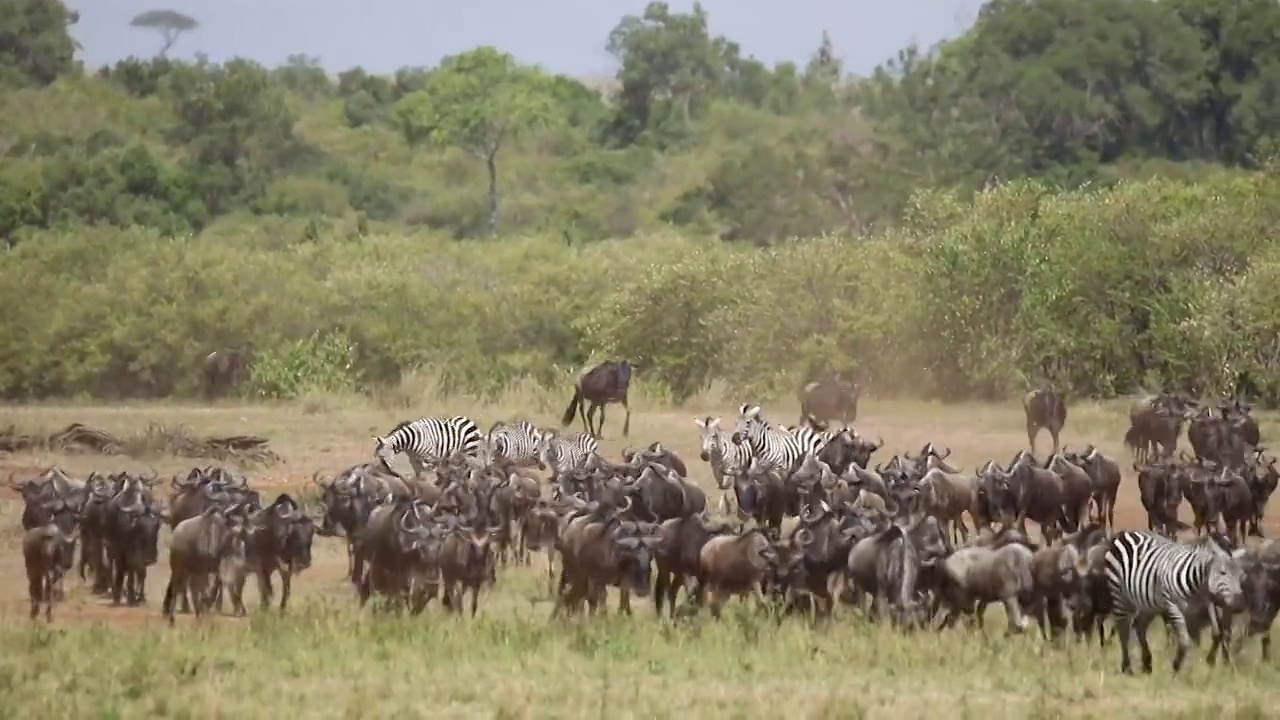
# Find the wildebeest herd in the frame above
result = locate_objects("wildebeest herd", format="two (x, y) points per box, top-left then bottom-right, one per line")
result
(9, 383), (1280, 675)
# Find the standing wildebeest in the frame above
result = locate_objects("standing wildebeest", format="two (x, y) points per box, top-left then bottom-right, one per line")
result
(561, 360), (632, 438)
(203, 348), (246, 399)
(799, 375), (859, 427)
(23, 524), (77, 622)
(1023, 387), (1067, 456)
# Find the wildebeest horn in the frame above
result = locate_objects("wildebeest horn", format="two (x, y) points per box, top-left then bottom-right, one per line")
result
(938, 446), (952, 459)
(795, 527), (815, 546)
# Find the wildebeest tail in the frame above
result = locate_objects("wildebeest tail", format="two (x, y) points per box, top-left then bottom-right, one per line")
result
(561, 386), (582, 427)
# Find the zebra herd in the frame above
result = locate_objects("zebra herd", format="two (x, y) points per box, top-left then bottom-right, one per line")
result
(366, 403), (1276, 675)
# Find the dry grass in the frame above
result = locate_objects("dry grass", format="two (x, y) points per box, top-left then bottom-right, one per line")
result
(0, 387), (1278, 717)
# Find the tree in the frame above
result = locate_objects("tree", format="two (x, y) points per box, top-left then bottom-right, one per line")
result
(0, 0), (79, 87)
(605, 1), (739, 147)
(395, 47), (556, 235)
(130, 9), (198, 58)
(163, 58), (296, 214)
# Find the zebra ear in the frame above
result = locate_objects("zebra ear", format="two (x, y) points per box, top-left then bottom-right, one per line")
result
(694, 417), (707, 429)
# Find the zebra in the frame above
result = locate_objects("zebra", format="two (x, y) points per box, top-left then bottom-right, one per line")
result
(694, 416), (752, 514)
(539, 430), (600, 476)
(373, 416), (482, 477)
(1103, 529), (1245, 674)
(486, 420), (545, 468)
(730, 404), (824, 477)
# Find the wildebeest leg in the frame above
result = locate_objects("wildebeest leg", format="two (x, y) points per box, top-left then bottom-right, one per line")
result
(162, 572), (180, 626)
(111, 550), (126, 605)
(469, 584), (480, 618)
(256, 562), (276, 609)
(582, 401), (598, 437)
(44, 572), (55, 622)
(1050, 427), (1061, 456)
(130, 565), (146, 605)
(28, 570), (42, 621)
(621, 396), (631, 437)
(1026, 421), (1038, 455)
(278, 567), (293, 613)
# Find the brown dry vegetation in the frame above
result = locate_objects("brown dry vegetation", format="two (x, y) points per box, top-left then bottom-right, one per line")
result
(0, 389), (1278, 717)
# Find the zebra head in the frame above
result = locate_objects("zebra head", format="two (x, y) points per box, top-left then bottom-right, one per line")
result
(694, 416), (725, 462)
(732, 404), (765, 446)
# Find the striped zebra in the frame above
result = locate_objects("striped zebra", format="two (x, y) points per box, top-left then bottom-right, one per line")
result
(731, 404), (825, 476)
(373, 416), (483, 477)
(1103, 529), (1245, 673)
(486, 420), (545, 468)
(694, 416), (752, 514)
(539, 430), (600, 475)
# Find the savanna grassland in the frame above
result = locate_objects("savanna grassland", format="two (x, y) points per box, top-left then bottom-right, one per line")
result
(3, 0), (1280, 716)
(1, 392), (1279, 718)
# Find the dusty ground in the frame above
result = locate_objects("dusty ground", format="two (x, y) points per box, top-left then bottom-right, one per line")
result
(1, 397), (1278, 717)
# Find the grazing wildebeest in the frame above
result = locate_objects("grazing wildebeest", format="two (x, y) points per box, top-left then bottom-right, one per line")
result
(1023, 387), (1067, 456)
(560, 360), (632, 438)
(203, 348), (246, 399)
(798, 374), (859, 427)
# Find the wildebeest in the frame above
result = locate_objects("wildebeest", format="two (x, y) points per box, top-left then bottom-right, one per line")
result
(799, 374), (859, 427)
(243, 495), (317, 613)
(560, 360), (632, 438)
(696, 528), (779, 618)
(203, 348), (247, 399)
(162, 505), (248, 625)
(23, 524), (77, 622)
(1125, 393), (1196, 463)
(1023, 387), (1067, 456)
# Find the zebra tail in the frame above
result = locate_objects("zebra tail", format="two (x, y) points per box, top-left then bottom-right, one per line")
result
(561, 385), (583, 427)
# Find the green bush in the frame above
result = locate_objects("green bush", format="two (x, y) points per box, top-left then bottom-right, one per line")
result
(1, 170), (1277, 404)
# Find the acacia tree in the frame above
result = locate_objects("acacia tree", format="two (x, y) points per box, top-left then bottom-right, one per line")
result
(395, 47), (556, 235)
(130, 9), (198, 58)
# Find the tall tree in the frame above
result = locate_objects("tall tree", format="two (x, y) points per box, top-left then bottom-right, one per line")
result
(605, 1), (738, 147)
(130, 9), (198, 58)
(395, 47), (556, 235)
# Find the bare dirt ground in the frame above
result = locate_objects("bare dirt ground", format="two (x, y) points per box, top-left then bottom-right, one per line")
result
(0, 396), (1269, 629)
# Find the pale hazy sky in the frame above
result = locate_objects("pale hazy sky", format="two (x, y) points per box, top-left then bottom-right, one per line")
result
(66, 1), (984, 77)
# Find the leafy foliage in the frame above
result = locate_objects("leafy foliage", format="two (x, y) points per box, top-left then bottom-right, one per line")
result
(0, 0), (1277, 403)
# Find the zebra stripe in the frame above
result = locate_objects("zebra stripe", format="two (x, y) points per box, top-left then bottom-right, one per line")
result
(374, 416), (482, 475)
(1103, 529), (1243, 673)
(540, 431), (599, 474)
(487, 420), (544, 465)
(695, 416), (752, 490)
(732, 404), (810, 475)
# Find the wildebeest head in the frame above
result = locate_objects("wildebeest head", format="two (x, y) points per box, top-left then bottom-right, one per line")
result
(612, 527), (661, 597)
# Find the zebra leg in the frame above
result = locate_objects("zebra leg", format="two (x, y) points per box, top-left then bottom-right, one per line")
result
(1165, 604), (1192, 673)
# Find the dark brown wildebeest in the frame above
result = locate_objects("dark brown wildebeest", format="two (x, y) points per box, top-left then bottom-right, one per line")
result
(23, 524), (77, 622)
(1023, 387), (1067, 456)
(203, 348), (247, 399)
(560, 360), (632, 438)
(1125, 392), (1197, 463)
(799, 375), (859, 427)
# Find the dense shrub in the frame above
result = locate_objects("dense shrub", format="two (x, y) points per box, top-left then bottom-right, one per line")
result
(2, 170), (1277, 404)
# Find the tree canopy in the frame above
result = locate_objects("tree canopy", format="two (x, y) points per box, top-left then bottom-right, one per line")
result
(0, 0), (1278, 401)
